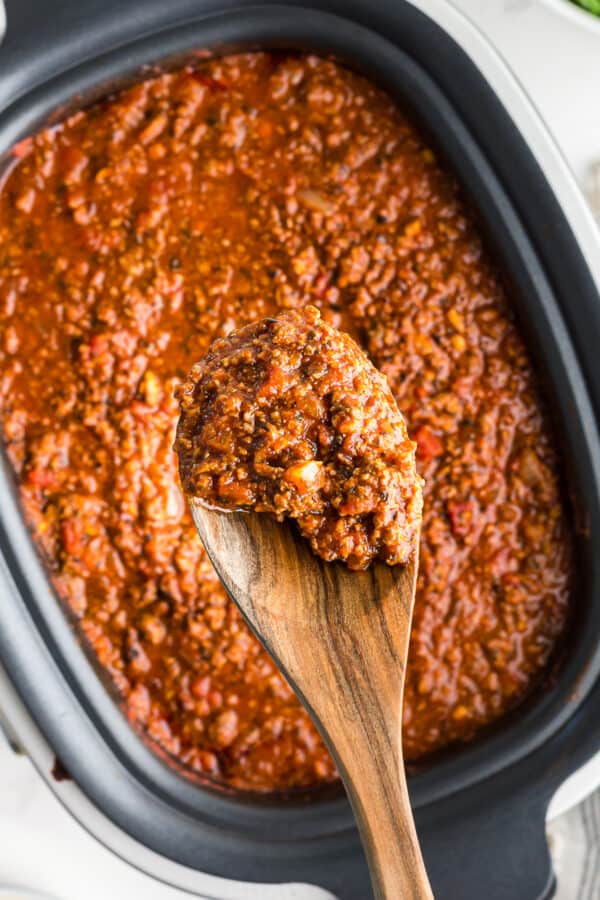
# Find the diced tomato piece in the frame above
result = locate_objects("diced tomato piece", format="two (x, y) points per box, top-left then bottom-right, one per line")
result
(256, 365), (290, 399)
(11, 136), (33, 159)
(313, 272), (330, 297)
(446, 500), (473, 537)
(61, 519), (84, 556)
(414, 425), (443, 461)
(89, 334), (109, 356)
(26, 468), (57, 489)
(216, 476), (254, 507)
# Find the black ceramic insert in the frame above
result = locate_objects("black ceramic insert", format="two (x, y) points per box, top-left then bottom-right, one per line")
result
(1, 2), (600, 898)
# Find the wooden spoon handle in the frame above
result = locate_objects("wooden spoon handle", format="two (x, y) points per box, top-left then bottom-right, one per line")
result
(252, 553), (432, 898)
(297, 558), (433, 900)
(189, 504), (433, 899)
(342, 725), (432, 900)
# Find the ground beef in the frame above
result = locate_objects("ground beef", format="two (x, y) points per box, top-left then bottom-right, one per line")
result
(176, 306), (422, 570)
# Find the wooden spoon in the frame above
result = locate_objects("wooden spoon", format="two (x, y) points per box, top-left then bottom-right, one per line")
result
(189, 498), (433, 900)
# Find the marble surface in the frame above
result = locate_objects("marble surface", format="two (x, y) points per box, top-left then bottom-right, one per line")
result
(453, 0), (600, 186)
(1, 1), (600, 898)
(550, 791), (600, 899)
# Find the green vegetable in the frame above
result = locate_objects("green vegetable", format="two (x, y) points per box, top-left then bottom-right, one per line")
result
(572, 0), (600, 16)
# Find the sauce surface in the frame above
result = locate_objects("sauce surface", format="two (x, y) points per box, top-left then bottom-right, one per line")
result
(0, 53), (572, 791)
(176, 305), (422, 570)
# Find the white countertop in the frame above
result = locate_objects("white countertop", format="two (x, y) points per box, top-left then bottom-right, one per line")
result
(1, 2), (600, 898)
(454, 0), (600, 186)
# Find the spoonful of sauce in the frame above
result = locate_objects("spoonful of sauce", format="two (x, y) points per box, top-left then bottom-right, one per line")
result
(175, 306), (432, 899)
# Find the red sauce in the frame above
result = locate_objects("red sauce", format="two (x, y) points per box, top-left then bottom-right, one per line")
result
(0, 53), (573, 791)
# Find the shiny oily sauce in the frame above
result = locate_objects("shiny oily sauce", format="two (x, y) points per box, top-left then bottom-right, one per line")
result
(176, 306), (423, 571)
(0, 54), (572, 792)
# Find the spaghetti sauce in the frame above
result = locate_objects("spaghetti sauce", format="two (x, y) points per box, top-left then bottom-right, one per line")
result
(176, 305), (423, 571)
(0, 53), (572, 791)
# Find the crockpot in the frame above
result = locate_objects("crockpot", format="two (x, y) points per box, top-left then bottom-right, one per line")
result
(1, 1), (600, 898)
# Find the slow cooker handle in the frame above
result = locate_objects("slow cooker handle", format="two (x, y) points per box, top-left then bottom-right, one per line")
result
(417, 785), (553, 899)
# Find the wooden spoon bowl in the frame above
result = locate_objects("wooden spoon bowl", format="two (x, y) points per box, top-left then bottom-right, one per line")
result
(189, 499), (433, 900)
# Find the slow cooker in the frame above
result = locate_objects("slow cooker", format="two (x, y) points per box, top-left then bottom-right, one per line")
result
(1, 1), (600, 898)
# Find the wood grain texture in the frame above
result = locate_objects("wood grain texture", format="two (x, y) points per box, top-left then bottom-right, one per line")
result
(189, 499), (433, 900)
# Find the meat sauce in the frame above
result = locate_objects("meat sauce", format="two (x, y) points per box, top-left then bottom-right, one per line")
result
(176, 306), (423, 570)
(0, 53), (573, 791)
